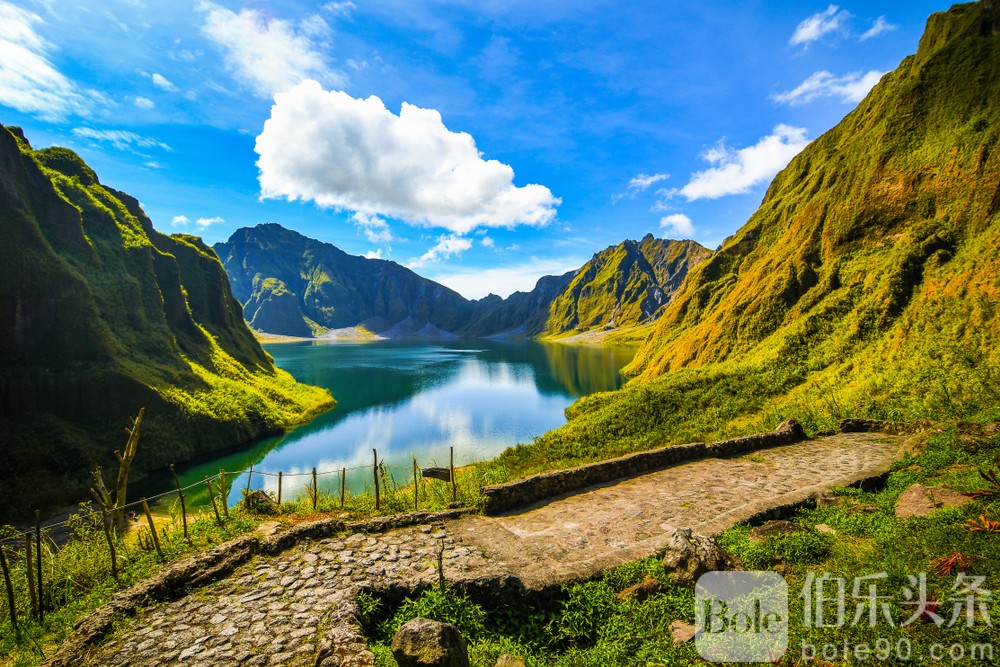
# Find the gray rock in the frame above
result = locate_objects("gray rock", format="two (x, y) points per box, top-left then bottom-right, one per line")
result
(895, 483), (971, 518)
(494, 655), (526, 667)
(669, 619), (696, 644)
(748, 520), (807, 542)
(661, 527), (738, 588)
(391, 618), (470, 667)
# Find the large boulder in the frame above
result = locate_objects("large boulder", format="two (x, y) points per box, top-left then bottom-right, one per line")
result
(662, 527), (739, 588)
(895, 483), (970, 518)
(391, 618), (470, 667)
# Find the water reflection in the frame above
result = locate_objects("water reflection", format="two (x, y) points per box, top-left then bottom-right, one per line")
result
(134, 340), (634, 508)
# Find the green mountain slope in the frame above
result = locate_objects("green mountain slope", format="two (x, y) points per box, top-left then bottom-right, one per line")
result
(545, 235), (712, 335)
(0, 127), (333, 518)
(499, 1), (1000, 475)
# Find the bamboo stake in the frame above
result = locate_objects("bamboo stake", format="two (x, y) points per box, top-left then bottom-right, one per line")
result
(245, 464), (253, 496)
(206, 477), (223, 526)
(0, 546), (19, 640)
(277, 471), (283, 506)
(34, 510), (43, 622)
(141, 499), (163, 560)
(450, 447), (457, 503)
(340, 467), (346, 510)
(24, 535), (36, 620)
(312, 467), (318, 511)
(169, 465), (189, 543)
(100, 509), (119, 582)
(373, 449), (380, 511)
(219, 469), (229, 520)
(413, 457), (419, 511)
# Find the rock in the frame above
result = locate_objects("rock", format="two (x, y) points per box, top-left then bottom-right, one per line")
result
(447, 501), (466, 509)
(669, 620), (696, 645)
(775, 418), (805, 439)
(240, 489), (279, 515)
(391, 618), (470, 667)
(895, 483), (971, 518)
(661, 527), (738, 588)
(616, 575), (660, 602)
(494, 655), (526, 667)
(748, 520), (807, 542)
(815, 524), (837, 535)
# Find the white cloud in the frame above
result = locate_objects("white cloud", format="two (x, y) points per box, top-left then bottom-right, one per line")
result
(256, 81), (560, 234)
(659, 213), (694, 238)
(679, 125), (810, 200)
(199, 2), (341, 98)
(431, 257), (582, 299)
(612, 172), (669, 203)
(134, 96), (154, 109)
(481, 236), (495, 248)
(352, 211), (393, 244)
(363, 248), (382, 259)
(790, 5), (851, 47)
(0, 2), (104, 120)
(773, 70), (884, 106)
(171, 215), (189, 226)
(322, 2), (357, 17)
(407, 234), (473, 269)
(195, 216), (224, 227)
(151, 72), (177, 91)
(72, 127), (171, 151)
(859, 16), (897, 41)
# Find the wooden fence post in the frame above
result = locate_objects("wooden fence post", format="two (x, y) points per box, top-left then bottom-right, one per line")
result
(100, 509), (119, 582)
(24, 535), (36, 620)
(245, 464), (253, 496)
(312, 467), (318, 511)
(219, 469), (229, 520)
(373, 449), (380, 511)
(340, 467), (346, 510)
(169, 465), (189, 543)
(34, 510), (43, 622)
(141, 499), (164, 560)
(413, 457), (419, 511)
(0, 546), (19, 641)
(450, 447), (457, 503)
(206, 477), (223, 526)
(277, 471), (283, 506)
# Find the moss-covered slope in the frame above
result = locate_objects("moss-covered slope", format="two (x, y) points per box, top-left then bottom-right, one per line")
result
(0, 127), (333, 518)
(498, 1), (1000, 475)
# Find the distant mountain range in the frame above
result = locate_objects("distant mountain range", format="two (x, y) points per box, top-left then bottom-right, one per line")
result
(214, 224), (711, 340)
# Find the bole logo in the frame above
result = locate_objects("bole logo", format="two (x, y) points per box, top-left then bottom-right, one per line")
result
(695, 571), (789, 662)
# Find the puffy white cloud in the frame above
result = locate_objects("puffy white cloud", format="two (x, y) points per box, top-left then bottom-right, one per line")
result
(859, 16), (897, 41)
(612, 172), (669, 203)
(352, 211), (393, 244)
(408, 234), (473, 269)
(481, 236), (495, 248)
(679, 125), (810, 200)
(431, 257), (583, 299)
(72, 127), (171, 151)
(196, 216), (224, 227)
(134, 96), (154, 109)
(659, 213), (694, 238)
(790, 5), (851, 47)
(151, 72), (177, 91)
(171, 215), (189, 226)
(199, 2), (341, 98)
(773, 70), (884, 106)
(363, 248), (383, 259)
(0, 2), (104, 120)
(256, 81), (560, 234)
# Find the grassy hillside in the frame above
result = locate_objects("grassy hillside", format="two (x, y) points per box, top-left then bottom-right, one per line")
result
(0, 127), (333, 519)
(494, 1), (1000, 476)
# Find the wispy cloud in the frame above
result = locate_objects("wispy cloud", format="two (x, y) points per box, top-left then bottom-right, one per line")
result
(678, 125), (810, 200)
(151, 72), (177, 91)
(199, 2), (342, 98)
(134, 96), (154, 109)
(352, 211), (393, 244)
(859, 16), (897, 41)
(790, 5), (851, 47)
(431, 256), (583, 299)
(659, 213), (694, 238)
(407, 234), (473, 269)
(363, 248), (383, 259)
(0, 1), (106, 120)
(256, 81), (560, 235)
(612, 172), (669, 203)
(196, 216), (224, 227)
(73, 127), (172, 152)
(171, 215), (189, 226)
(773, 70), (884, 106)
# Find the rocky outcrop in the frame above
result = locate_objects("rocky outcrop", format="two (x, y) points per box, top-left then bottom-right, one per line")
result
(894, 483), (971, 518)
(661, 527), (740, 589)
(390, 618), (470, 667)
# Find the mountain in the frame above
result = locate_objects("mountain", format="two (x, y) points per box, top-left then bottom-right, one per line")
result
(510, 0), (1000, 470)
(0, 126), (333, 518)
(216, 224), (710, 340)
(544, 235), (712, 335)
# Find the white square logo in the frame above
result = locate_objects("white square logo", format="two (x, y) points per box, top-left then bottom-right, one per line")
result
(695, 571), (789, 662)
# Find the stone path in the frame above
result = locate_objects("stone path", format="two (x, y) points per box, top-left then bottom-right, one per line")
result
(74, 431), (904, 667)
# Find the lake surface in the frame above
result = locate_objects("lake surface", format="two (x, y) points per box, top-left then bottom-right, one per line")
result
(136, 340), (635, 508)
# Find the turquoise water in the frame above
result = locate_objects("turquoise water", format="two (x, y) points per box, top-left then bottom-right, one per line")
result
(135, 340), (634, 508)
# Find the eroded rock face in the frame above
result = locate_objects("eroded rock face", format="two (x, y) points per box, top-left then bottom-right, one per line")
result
(661, 527), (738, 588)
(391, 618), (470, 667)
(895, 483), (970, 518)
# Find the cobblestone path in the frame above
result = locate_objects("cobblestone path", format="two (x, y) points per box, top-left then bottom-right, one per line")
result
(74, 431), (904, 667)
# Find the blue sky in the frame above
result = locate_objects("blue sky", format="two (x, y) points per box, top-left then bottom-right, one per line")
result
(1, 0), (952, 298)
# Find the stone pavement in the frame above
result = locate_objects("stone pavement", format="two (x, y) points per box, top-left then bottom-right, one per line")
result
(70, 431), (905, 667)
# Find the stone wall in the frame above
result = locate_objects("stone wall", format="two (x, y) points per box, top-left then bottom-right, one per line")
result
(480, 419), (806, 515)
